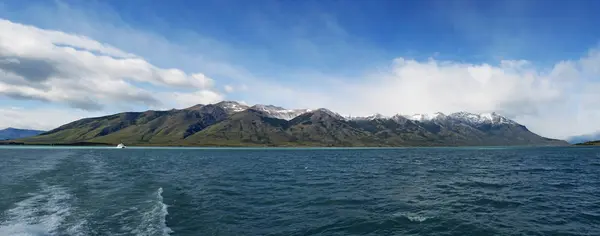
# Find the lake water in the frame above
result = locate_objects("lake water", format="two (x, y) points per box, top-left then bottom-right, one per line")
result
(0, 146), (599, 235)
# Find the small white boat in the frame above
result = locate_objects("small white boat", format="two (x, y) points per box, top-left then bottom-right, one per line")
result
(116, 143), (126, 148)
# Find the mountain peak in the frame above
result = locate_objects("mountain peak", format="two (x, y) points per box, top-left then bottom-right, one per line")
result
(250, 104), (311, 120)
(366, 113), (389, 120)
(312, 108), (345, 120)
(215, 101), (249, 113)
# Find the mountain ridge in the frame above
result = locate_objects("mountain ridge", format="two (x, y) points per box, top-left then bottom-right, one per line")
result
(8, 101), (569, 147)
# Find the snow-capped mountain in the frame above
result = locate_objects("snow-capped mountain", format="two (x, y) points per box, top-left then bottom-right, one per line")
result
(366, 113), (389, 120)
(446, 112), (516, 125)
(215, 101), (250, 114)
(388, 111), (516, 125)
(347, 111), (517, 126)
(347, 113), (390, 121)
(187, 101), (312, 120)
(251, 104), (312, 120)
(404, 112), (446, 122)
(195, 101), (517, 126)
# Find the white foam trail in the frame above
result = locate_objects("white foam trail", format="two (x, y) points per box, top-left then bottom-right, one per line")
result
(132, 187), (173, 236)
(393, 212), (431, 222)
(0, 184), (86, 236)
(156, 187), (173, 236)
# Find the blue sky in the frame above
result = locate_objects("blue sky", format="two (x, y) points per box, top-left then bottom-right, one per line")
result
(5, 0), (599, 74)
(86, 0), (600, 63)
(1, 0), (600, 139)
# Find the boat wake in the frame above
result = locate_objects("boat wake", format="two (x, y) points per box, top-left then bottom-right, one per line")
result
(155, 187), (173, 236)
(0, 184), (87, 236)
(128, 187), (173, 236)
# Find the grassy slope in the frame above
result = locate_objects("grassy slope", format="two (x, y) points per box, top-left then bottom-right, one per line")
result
(14, 107), (570, 147)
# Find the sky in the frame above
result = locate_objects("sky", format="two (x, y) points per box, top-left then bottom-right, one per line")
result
(1, 0), (600, 140)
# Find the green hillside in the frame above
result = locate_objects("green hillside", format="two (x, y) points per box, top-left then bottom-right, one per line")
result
(12, 101), (570, 147)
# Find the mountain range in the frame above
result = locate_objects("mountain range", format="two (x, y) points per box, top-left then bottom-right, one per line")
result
(7, 101), (568, 147)
(0, 128), (45, 140)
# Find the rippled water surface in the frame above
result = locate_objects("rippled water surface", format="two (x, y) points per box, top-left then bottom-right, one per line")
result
(1, 146), (600, 235)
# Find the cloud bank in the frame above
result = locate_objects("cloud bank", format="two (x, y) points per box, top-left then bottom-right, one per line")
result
(0, 19), (221, 111)
(292, 50), (600, 139)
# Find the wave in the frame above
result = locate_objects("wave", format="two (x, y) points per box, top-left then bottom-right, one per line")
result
(0, 184), (87, 236)
(455, 180), (508, 190)
(472, 197), (522, 209)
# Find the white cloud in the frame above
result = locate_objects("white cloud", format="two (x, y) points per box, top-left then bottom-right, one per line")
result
(0, 19), (221, 111)
(332, 58), (563, 116)
(169, 90), (224, 109)
(0, 106), (104, 131)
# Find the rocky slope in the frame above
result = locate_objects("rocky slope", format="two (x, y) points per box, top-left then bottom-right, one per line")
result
(13, 101), (569, 147)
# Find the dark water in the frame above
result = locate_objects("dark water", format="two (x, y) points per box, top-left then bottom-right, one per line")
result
(1, 147), (600, 236)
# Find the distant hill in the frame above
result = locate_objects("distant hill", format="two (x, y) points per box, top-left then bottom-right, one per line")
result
(574, 140), (600, 146)
(13, 101), (569, 147)
(0, 128), (45, 140)
(567, 131), (600, 144)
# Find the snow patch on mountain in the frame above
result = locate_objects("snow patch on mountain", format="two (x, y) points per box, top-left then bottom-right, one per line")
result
(366, 114), (389, 120)
(404, 112), (446, 121)
(251, 104), (311, 120)
(216, 101), (249, 113)
(448, 112), (515, 125)
(398, 111), (515, 125)
(348, 113), (390, 121)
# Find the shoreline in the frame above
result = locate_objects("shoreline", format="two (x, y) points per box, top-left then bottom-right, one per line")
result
(0, 141), (575, 148)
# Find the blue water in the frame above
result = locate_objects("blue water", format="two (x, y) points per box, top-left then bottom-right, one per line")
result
(0, 147), (599, 235)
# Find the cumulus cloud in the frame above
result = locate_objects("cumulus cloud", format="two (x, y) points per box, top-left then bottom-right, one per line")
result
(328, 58), (564, 116)
(0, 19), (220, 111)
